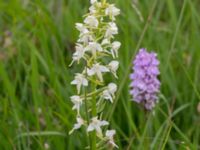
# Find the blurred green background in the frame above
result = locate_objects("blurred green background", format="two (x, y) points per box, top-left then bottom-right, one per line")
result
(0, 0), (200, 149)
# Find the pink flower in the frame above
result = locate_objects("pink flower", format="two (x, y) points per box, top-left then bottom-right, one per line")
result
(130, 48), (160, 110)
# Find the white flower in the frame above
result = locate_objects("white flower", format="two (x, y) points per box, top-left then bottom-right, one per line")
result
(106, 130), (116, 139)
(89, 5), (97, 14)
(111, 41), (121, 58)
(69, 117), (84, 134)
(108, 83), (117, 95)
(70, 0), (120, 142)
(102, 83), (117, 103)
(89, 2), (102, 14)
(85, 42), (103, 58)
(105, 22), (118, 38)
(71, 44), (86, 64)
(78, 33), (93, 44)
(101, 39), (110, 45)
(108, 61), (119, 78)
(105, 130), (118, 148)
(84, 16), (99, 28)
(76, 23), (94, 44)
(105, 4), (120, 20)
(90, 0), (97, 4)
(88, 63), (109, 82)
(102, 90), (113, 102)
(75, 23), (89, 34)
(87, 117), (109, 136)
(71, 73), (88, 94)
(70, 95), (83, 114)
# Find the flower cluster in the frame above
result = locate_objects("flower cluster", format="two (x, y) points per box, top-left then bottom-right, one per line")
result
(130, 48), (160, 110)
(70, 0), (120, 148)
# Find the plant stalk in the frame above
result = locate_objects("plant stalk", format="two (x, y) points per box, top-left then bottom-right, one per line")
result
(84, 65), (92, 149)
(90, 82), (97, 150)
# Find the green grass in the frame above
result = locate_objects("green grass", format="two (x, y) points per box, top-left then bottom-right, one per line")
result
(0, 0), (200, 149)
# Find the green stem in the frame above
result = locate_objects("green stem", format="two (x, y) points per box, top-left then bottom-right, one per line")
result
(84, 66), (92, 148)
(84, 84), (90, 124)
(92, 83), (97, 115)
(138, 113), (152, 150)
(91, 82), (97, 150)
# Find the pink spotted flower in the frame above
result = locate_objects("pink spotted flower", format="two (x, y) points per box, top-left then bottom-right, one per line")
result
(130, 48), (160, 110)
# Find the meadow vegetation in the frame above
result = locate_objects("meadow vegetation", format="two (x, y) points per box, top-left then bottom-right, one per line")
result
(0, 0), (200, 149)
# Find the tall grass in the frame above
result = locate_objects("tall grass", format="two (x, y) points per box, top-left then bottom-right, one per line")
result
(0, 0), (200, 149)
